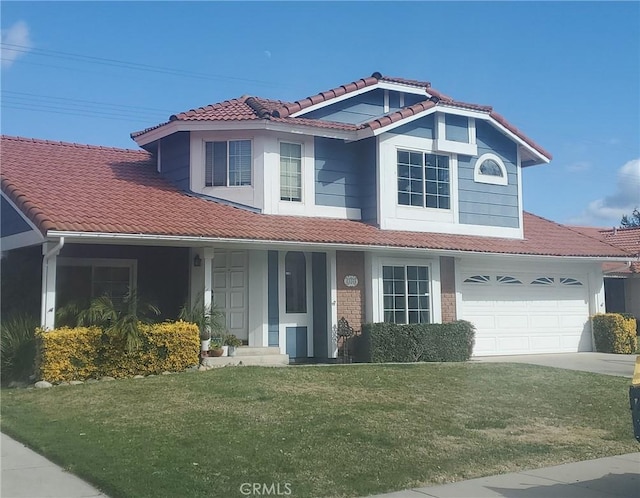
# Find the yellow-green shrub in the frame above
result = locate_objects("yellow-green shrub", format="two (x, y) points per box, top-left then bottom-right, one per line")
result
(591, 313), (637, 354)
(36, 321), (199, 382)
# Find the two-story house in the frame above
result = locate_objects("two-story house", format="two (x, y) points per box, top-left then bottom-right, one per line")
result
(1, 73), (632, 359)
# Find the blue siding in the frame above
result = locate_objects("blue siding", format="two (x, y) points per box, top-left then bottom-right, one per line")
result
(312, 253), (328, 360)
(160, 132), (190, 191)
(268, 251), (279, 347)
(458, 145), (520, 228)
(404, 94), (425, 107)
(476, 120), (518, 162)
(386, 114), (435, 139)
(445, 114), (469, 143)
(304, 89), (387, 124)
(315, 137), (376, 216)
(1, 197), (32, 237)
(286, 326), (307, 359)
(359, 139), (378, 224)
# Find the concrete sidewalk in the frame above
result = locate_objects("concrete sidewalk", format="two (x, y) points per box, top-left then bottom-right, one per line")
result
(368, 453), (640, 498)
(1, 432), (108, 498)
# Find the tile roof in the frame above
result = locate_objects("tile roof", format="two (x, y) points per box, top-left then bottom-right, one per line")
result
(0, 136), (627, 259)
(570, 225), (640, 274)
(130, 73), (552, 161)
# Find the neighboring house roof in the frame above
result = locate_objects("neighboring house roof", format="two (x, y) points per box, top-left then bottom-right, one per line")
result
(130, 72), (552, 162)
(569, 225), (640, 274)
(0, 136), (626, 260)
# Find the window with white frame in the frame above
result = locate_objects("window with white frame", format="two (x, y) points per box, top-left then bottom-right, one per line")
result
(397, 151), (450, 209)
(280, 142), (302, 202)
(56, 259), (136, 312)
(473, 153), (508, 186)
(205, 140), (252, 187)
(382, 265), (430, 324)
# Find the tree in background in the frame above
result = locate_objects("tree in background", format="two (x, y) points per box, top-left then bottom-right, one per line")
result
(620, 208), (640, 228)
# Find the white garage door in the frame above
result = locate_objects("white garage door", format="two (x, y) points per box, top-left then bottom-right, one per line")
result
(460, 273), (591, 356)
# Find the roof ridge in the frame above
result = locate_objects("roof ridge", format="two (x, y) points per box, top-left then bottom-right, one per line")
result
(169, 96), (248, 121)
(0, 135), (148, 154)
(557, 217), (637, 254)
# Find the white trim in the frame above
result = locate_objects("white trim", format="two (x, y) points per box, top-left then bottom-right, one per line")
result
(303, 205), (362, 220)
(328, 250), (338, 358)
(133, 119), (356, 147)
(473, 153), (508, 186)
(376, 255), (442, 324)
(1, 230), (44, 251)
(381, 218), (523, 238)
(41, 238), (64, 329)
(399, 92), (405, 108)
(362, 106), (438, 139)
(0, 191), (45, 251)
(517, 148), (524, 232)
(289, 81), (428, 119)
(45, 230), (633, 264)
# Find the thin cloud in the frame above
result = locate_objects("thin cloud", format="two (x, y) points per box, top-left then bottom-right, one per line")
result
(570, 159), (640, 226)
(1, 21), (32, 68)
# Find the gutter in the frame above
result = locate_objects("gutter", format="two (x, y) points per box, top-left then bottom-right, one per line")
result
(40, 237), (64, 328)
(45, 230), (632, 264)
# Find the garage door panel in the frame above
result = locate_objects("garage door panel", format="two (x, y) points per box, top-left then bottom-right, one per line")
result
(495, 315), (529, 329)
(460, 271), (591, 356)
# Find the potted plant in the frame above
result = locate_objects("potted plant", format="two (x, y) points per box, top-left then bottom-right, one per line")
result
(208, 340), (225, 357)
(212, 335), (228, 356)
(179, 295), (225, 355)
(225, 334), (242, 357)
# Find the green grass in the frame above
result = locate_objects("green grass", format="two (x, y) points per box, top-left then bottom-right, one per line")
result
(1, 363), (637, 498)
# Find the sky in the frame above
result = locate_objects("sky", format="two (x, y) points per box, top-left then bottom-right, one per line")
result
(1, 1), (639, 227)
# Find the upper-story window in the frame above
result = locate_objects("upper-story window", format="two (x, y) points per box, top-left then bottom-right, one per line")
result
(205, 140), (252, 187)
(397, 150), (450, 209)
(473, 153), (508, 186)
(280, 142), (302, 202)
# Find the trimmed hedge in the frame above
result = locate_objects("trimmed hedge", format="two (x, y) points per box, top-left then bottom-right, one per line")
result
(358, 320), (476, 363)
(592, 313), (637, 354)
(36, 321), (199, 382)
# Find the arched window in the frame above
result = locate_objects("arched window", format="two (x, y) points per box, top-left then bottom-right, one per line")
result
(285, 252), (306, 313)
(473, 153), (508, 186)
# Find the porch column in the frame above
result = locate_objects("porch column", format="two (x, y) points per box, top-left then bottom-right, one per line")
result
(327, 250), (338, 358)
(189, 247), (214, 312)
(40, 238), (64, 329)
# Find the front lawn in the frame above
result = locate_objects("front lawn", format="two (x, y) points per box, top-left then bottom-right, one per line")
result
(1, 363), (636, 498)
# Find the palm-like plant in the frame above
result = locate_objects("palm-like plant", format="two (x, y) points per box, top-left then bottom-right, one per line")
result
(0, 313), (38, 383)
(78, 289), (160, 352)
(178, 294), (225, 341)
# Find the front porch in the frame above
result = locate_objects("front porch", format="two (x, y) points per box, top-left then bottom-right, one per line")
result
(32, 241), (366, 364)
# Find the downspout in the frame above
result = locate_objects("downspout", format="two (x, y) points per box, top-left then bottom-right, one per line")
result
(40, 237), (65, 329)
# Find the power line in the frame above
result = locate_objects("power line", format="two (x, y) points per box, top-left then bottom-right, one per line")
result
(3, 90), (174, 114)
(1, 42), (280, 87)
(2, 103), (161, 123)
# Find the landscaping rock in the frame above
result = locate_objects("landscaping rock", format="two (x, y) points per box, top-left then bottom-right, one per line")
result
(57, 381), (71, 386)
(198, 365), (208, 371)
(147, 374), (157, 377)
(133, 375), (145, 379)
(100, 376), (116, 381)
(86, 378), (99, 384)
(161, 371), (172, 375)
(34, 381), (53, 389)
(69, 380), (84, 385)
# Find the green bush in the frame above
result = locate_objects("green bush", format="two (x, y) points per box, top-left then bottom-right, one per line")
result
(0, 313), (38, 384)
(360, 320), (476, 363)
(36, 320), (200, 382)
(592, 313), (637, 354)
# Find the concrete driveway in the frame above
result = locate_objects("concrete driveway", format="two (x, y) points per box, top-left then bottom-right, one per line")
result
(474, 352), (637, 377)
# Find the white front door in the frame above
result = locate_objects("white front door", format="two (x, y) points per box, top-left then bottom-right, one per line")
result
(212, 250), (248, 341)
(279, 251), (313, 358)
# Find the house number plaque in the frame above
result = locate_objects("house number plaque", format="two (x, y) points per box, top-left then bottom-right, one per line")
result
(343, 275), (358, 287)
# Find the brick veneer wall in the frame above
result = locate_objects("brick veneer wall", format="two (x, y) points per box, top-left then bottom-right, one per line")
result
(336, 251), (365, 333)
(440, 256), (457, 323)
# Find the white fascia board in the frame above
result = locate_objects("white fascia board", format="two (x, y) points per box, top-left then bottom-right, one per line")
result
(376, 81), (429, 95)
(46, 230), (632, 264)
(133, 119), (357, 146)
(417, 104), (550, 166)
(0, 191), (45, 250)
(356, 106), (439, 140)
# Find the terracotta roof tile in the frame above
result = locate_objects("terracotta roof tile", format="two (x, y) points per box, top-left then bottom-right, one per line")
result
(0, 136), (628, 259)
(129, 74), (552, 162)
(569, 225), (640, 274)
